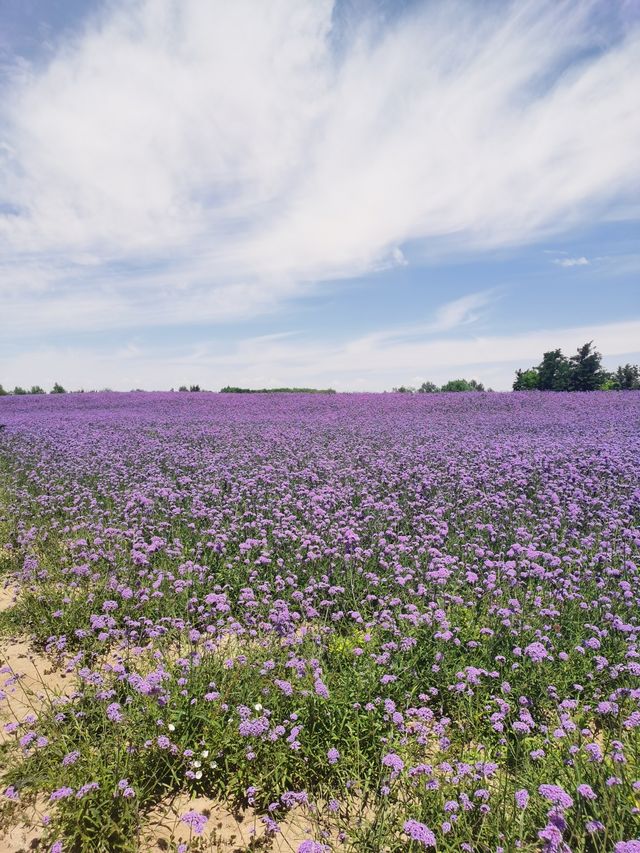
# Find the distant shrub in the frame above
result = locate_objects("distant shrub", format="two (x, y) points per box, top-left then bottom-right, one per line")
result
(611, 363), (640, 390)
(220, 386), (336, 394)
(513, 369), (540, 390)
(440, 378), (485, 392)
(417, 381), (438, 393)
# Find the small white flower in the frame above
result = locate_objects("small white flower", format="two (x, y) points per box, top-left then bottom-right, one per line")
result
(253, 703), (263, 712)
(193, 760), (201, 768)
(201, 750), (209, 758)
(167, 724), (176, 732)
(195, 770), (203, 780)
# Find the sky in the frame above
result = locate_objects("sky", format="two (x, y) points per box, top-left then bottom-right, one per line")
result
(0, 0), (639, 392)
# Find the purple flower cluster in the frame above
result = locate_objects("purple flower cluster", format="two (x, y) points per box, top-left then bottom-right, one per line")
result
(404, 819), (436, 847)
(538, 784), (573, 810)
(179, 809), (208, 835)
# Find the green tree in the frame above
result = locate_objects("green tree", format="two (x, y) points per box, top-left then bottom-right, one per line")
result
(13, 386), (27, 395)
(417, 381), (439, 393)
(536, 349), (571, 391)
(513, 344), (638, 392)
(178, 385), (188, 392)
(569, 341), (606, 391)
(440, 378), (485, 392)
(599, 373), (617, 391)
(29, 385), (46, 394)
(392, 385), (415, 393)
(513, 368), (540, 390)
(0, 384), (7, 396)
(189, 384), (201, 392)
(51, 382), (66, 394)
(613, 363), (640, 390)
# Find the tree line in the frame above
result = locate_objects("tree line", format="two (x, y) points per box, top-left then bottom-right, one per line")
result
(219, 386), (336, 394)
(393, 379), (489, 393)
(513, 342), (639, 391)
(0, 382), (66, 396)
(3, 347), (638, 395)
(0, 384), (338, 395)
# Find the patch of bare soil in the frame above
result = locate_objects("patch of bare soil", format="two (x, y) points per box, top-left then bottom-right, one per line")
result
(0, 795), (49, 853)
(141, 793), (339, 852)
(0, 638), (76, 852)
(0, 583), (18, 614)
(0, 638), (74, 734)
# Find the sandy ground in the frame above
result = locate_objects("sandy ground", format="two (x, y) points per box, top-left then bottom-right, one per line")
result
(0, 584), (18, 614)
(0, 629), (72, 852)
(0, 637), (73, 738)
(141, 793), (332, 851)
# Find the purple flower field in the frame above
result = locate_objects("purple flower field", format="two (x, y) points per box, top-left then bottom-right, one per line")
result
(0, 391), (639, 851)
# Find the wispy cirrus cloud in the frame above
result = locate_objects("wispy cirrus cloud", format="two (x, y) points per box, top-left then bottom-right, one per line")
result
(429, 291), (495, 333)
(344, 291), (497, 356)
(0, 0), (639, 333)
(553, 256), (590, 267)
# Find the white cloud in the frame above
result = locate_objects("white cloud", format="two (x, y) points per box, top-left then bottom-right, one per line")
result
(430, 291), (494, 333)
(0, 0), (639, 332)
(553, 256), (590, 267)
(4, 316), (640, 393)
(345, 290), (496, 356)
(391, 247), (408, 267)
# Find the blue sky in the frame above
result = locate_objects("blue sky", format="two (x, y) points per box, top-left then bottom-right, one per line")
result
(1, 0), (639, 391)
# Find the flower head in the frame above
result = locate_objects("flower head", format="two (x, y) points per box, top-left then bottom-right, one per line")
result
(382, 752), (404, 773)
(404, 819), (436, 847)
(180, 810), (208, 836)
(524, 642), (549, 663)
(538, 784), (573, 810)
(577, 783), (597, 800)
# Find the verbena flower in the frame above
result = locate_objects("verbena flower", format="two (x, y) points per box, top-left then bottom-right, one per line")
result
(538, 784), (573, 810)
(50, 787), (74, 801)
(403, 819), (436, 847)
(382, 752), (404, 773)
(179, 810), (208, 836)
(577, 784), (597, 800)
(106, 702), (123, 723)
(524, 642), (549, 662)
(297, 842), (330, 853)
